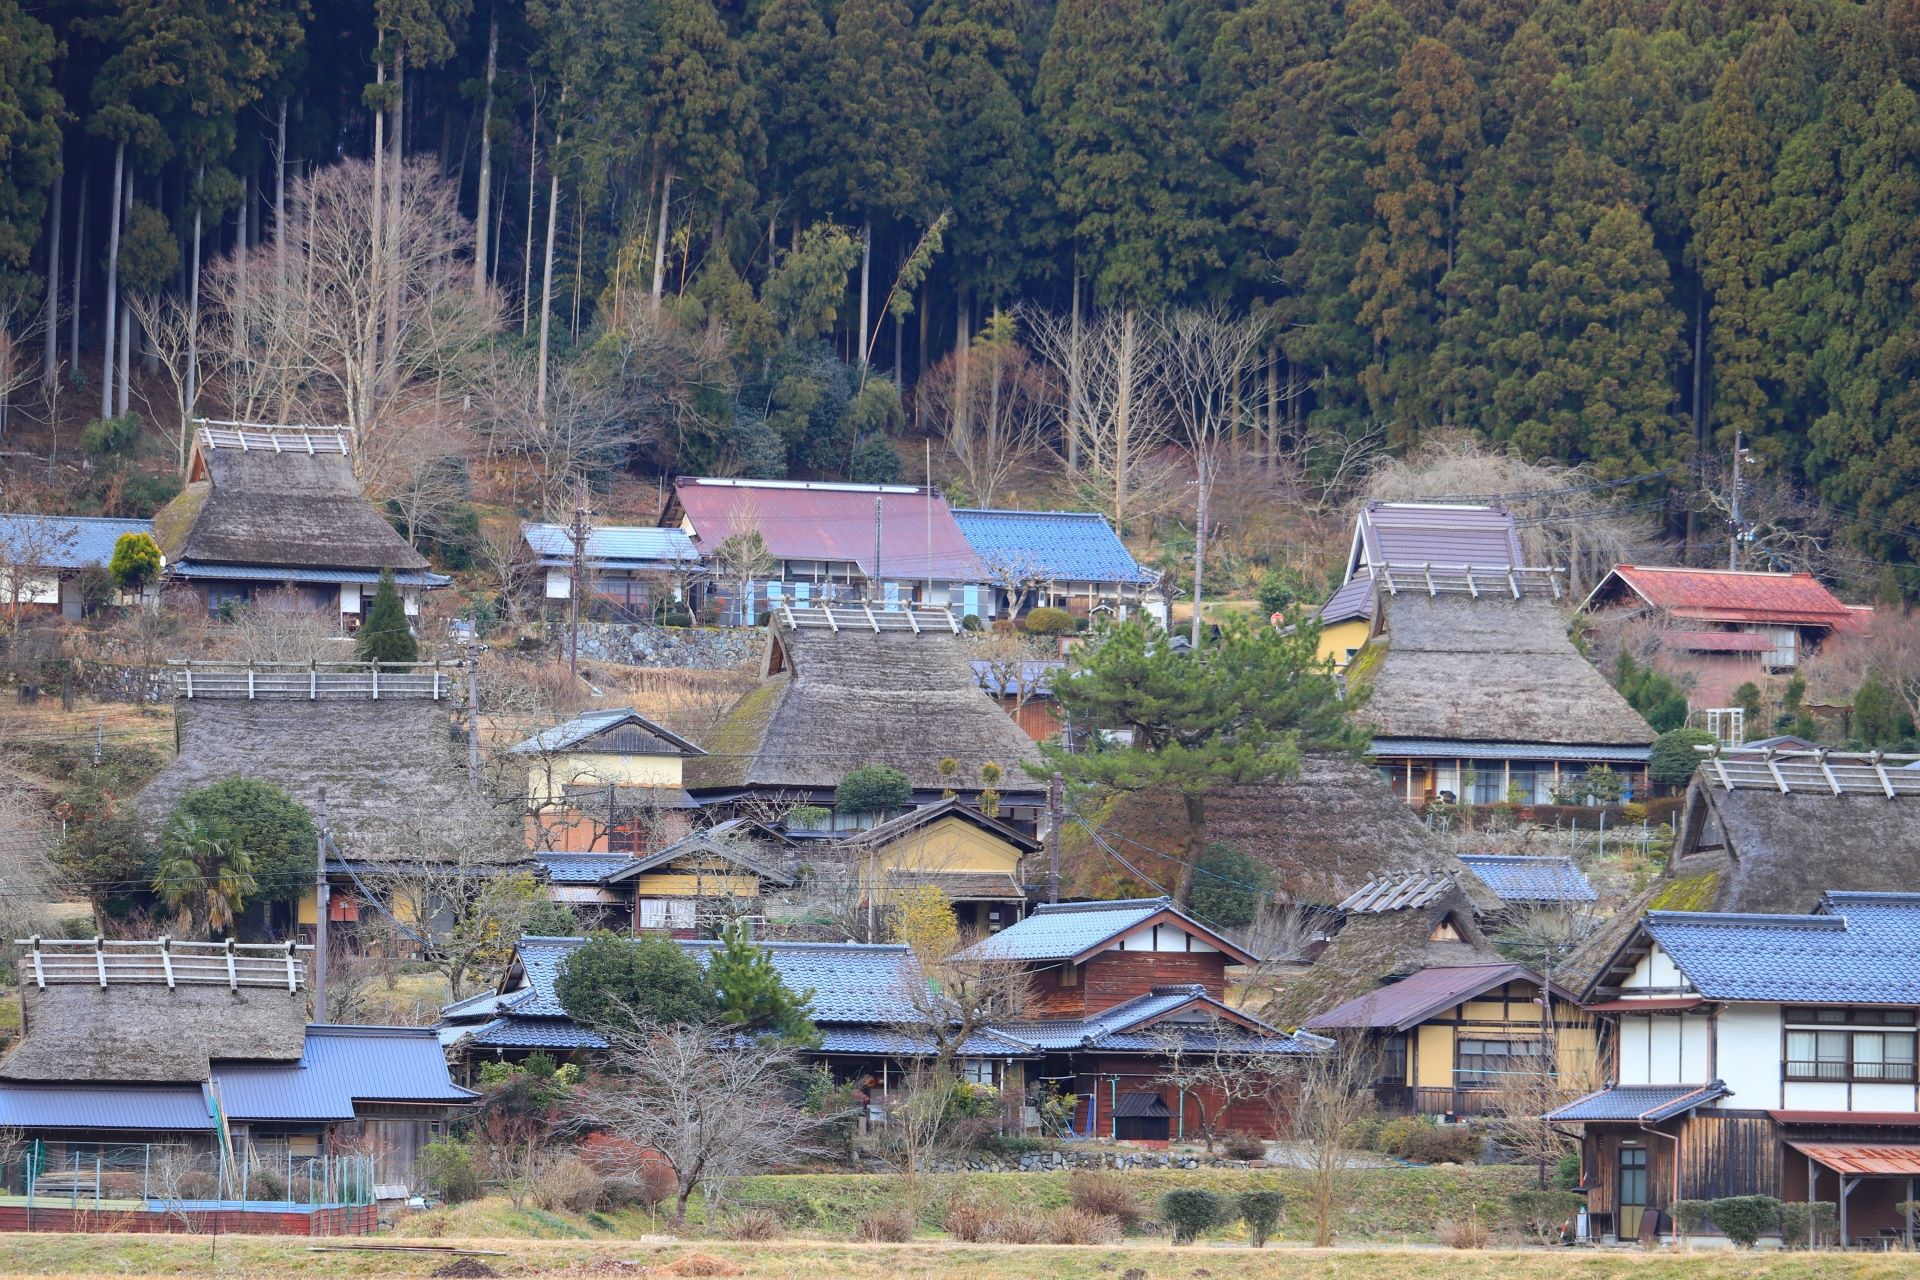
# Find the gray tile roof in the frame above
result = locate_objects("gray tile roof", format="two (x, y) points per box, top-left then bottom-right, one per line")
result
(1459, 855), (1597, 904)
(509, 708), (704, 757)
(0, 514), (154, 571)
(1641, 892), (1920, 1004)
(600, 830), (796, 887)
(995, 985), (1327, 1056)
(535, 852), (640, 885)
(814, 1027), (1037, 1057)
(1371, 738), (1654, 763)
(168, 560), (449, 586)
(1338, 872), (1455, 914)
(1305, 962), (1552, 1032)
(1546, 1081), (1728, 1123)
(0, 1082), (212, 1131)
(954, 896), (1254, 964)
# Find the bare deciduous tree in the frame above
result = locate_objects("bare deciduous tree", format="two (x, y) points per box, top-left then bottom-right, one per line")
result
(220, 590), (348, 663)
(473, 352), (636, 516)
(1282, 1039), (1375, 1247)
(0, 514), (78, 631)
(125, 291), (205, 474)
(1149, 1021), (1284, 1154)
(924, 314), (1048, 508)
(1153, 306), (1268, 647)
(573, 1019), (830, 1225)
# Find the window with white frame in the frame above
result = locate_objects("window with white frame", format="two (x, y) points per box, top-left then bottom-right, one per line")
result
(959, 1058), (995, 1086)
(638, 898), (696, 930)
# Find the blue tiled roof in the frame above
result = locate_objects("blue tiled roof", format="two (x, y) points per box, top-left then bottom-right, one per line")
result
(1459, 855), (1597, 904)
(534, 853), (640, 885)
(211, 1026), (475, 1121)
(1546, 1081), (1727, 1123)
(956, 897), (1253, 964)
(464, 1015), (609, 1051)
(998, 985), (1325, 1055)
(523, 523), (701, 568)
(1643, 893), (1920, 1004)
(0, 514), (154, 571)
(0, 1083), (212, 1131)
(814, 1027), (1037, 1057)
(952, 509), (1155, 585)
(1371, 738), (1653, 763)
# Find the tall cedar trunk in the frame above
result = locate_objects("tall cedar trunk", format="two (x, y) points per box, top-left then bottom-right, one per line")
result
(474, 14), (497, 301)
(651, 161), (672, 312)
(893, 309), (902, 390)
(69, 166), (86, 373)
(1686, 289), (1706, 557)
(101, 141), (125, 419)
(857, 218), (871, 373)
(1190, 454), (1209, 650)
(1264, 349), (1279, 472)
(537, 168), (559, 415)
(143, 180), (161, 375)
(1066, 258), (1081, 475)
(185, 160), (205, 473)
(42, 169), (61, 388)
(572, 194), (585, 339)
(386, 47), (405, 385)
(490, 161), (507, 286)
(371, 58), (386, 374)
(117, 174), (132, 416)
(1113, 308), (1135, 535)
(275, 98), (288, 292)
(522, 95), (538, 332)
(954, 286), (970, 445)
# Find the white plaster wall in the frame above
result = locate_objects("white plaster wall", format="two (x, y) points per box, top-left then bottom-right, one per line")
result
(1716, 1004), (1781, 1107)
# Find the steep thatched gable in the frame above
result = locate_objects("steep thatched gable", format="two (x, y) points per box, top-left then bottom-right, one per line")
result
(1362, 588), (1654, 747)
(155, 430), (428, 573)
(1267, 882), (1497, 1025)
(2, 983), (308, 1083)
(684, 614), (1044, 795)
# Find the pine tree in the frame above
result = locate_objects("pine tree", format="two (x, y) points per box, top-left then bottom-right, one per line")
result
(707, 921), (816, 1041)
(1037, 0), (1224, 305)
(356, 569), (419, 663)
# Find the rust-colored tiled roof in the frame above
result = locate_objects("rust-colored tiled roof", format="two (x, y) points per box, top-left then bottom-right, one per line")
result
(1604, 565), (1854, 626)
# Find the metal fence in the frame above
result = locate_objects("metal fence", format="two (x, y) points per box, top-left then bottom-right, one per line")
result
(1, 1141), (375, 1212)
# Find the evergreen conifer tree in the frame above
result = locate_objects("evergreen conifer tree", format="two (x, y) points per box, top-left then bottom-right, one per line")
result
(356, 568), (419, 663)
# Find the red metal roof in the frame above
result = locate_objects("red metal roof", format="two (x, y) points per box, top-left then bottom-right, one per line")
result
(1786, 1141), (1920, 1176)
(1604, 565), (1854, 627)
(671, 478), (985, 583)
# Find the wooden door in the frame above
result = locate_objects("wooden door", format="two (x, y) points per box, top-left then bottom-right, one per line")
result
(1618, 1145), (1649, 1238)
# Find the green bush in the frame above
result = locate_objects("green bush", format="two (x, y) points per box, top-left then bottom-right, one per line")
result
(1649, 728), (1717, 788)
(660, 610), (694, 628)
(835, 763), (912, 815)
(1343, 1116), (1383, 1151)
(1706, 1194), (1782, 1247)
(1161, 1188), (1225, 1245)
(1374, 1115), (1423, 1156)
(355, 568), (419, 663)
(1237, 1189), (1284, 1247)
(1667, 1199), (1711, 1241)
(960, 613), (983, 632)
(1779, 1200), (1837, 1249)
(1023, 606), (1074, 636)
(1507, 1190), (1582, 1244)
(417, 1137), (482, 1204)
(1399, 1123), (1477, 1164)
(80, 414), (141, 458)
(109, 531), (163, 593)
(1553, 1151), (1581, 1190)
(1221, 1131), (1267, 1161)
(1187, 844), (1271, 930)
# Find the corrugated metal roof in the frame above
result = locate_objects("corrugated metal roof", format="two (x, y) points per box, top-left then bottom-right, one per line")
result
(599, 830), (796, 888)
(951, 509), (1155, 585)
(0, 515), (155, 571)
(1306, 963), (1550, 1031)
(211, 1026), (476, 1121)
(1545, 1081), (1728, 1123)
(509, 707), (704, 757)
(674, 478), (985, 582)
(1317, 575), (1376, 624)
(1458, 855), (1597, 904)
(1594, 565), (1854, 627)
(0, 1083), (212, 1131)
(1642, 893), (1920, 1004)
(1371, 738), (1654, 763)
(169, 560), (449, 586)
(1320, 504), (1522, 625)
(1786, 1142), (1920, 1176)
(522, 523), (700, 567)
(1113, 1091), (1173, 1117)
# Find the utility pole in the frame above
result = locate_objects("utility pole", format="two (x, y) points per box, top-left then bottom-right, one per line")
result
(313, 788), (329, 1023)
(1046, 771), (1064, 905)
(569, 475), (588, 681)
(1190, 458), (1210, 651)
(872, 494), (884, 606)
(1728, 430), (1747, 571)
(466, 646), (482, 796)
(924, 444), (934, 602)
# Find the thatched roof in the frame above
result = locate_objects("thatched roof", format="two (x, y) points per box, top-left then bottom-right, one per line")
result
(684, 616), (1045, 795)
(1200, 754), (1492, 909)
(1, 982), (308, 1083)
(1266, 882), (1497, 1026)
(154, 430), (428, 572)
(1362, 588), (1654, 747)
(136, 697), (513, 857)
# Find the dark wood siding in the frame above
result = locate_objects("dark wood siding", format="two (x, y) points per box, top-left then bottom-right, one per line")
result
(1677, 1112), (1779, 1201)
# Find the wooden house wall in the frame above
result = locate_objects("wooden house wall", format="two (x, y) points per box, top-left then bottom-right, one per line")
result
(1676, 1112), (1778, 1201)
(1026, 949), (1230, 1019)
(1074, 1055), (1284, 1140)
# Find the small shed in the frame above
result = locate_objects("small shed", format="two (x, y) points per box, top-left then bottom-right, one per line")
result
(1112, 1091), (1173, 1142)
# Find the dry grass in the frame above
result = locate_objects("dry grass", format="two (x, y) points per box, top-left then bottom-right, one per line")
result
(3, 1234), (1920, 1280)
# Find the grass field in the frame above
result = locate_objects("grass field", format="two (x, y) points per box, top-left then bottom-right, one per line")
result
(1, 1234), (1915, 1280)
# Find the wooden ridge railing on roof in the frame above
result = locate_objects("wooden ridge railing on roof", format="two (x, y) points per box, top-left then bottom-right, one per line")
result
(1698, 744), (1920, 796)
(169, 659), (464, 700)
(193, 418), (351, 455)
(15, 936), (309, 991)
(1374, 563), (1564, 600)
(778, 603), (962, 634)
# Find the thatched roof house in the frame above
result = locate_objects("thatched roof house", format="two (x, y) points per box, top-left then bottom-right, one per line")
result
(684, 605), (1046, 816)
(154, 424), (446, 620)
(1357, 568), (1655, 805)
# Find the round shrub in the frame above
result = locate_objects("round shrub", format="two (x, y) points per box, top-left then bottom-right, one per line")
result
(416, 1137), (483, 1204)
(1707, 1195), (1783, 1247)
(1221, 1130), (1267, 1162)
(1238, 1189), (1284, 1247)
(960, 613), (983, 632)
(835, 763), (912, 815)
(1067, 1170), (1145, 1230)
(854, 1204), (916, 1242)
(1023, 606), (1074, 636)
(533, 1154), (606, 1213)
(1649, 727), (1717, 788)
(1161, 1188), (1225, 1245)
(1507, 1190), (1582, 1245)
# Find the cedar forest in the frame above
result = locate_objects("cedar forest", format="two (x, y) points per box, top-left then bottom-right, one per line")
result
(0, 0), (1918, 585)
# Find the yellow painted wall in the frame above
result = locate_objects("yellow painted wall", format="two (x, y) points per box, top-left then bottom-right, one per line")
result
(1407, 984), (1599, 1090)
(868, 816), (1025, 876)
(527, 750), (685, 806)
(1414, 1023), (1455, 1088)
(636, 871), (762, 898)
(1317, 618), (1370, 670)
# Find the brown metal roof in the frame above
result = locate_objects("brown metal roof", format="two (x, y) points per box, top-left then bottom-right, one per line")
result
(1787, 1141), (1920, 1176)
(1305, 961), (1566, 1032)
(1772, 1111), (1920, 1127)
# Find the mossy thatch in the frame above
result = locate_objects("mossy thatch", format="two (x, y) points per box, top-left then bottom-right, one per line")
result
(1, 982), (308, 1083)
